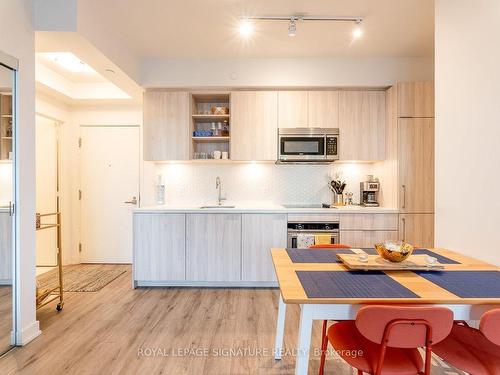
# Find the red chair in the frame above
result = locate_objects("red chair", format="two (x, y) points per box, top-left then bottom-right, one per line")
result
(307, 243), (351, 375)
(319, 305), (454, 375)
(309, 244), (351, 249)
(433, 309), (500, 375)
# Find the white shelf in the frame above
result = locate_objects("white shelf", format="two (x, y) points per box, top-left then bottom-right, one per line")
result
(192, 136), (230, 142)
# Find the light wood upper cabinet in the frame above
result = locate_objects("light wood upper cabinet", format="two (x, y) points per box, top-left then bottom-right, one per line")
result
(278, 91), (308, 128)
(397, 81), (434, 118)
(338, 91), (386, 161)
(143, 91), (190, 161)
(241, 214), (287, 282)
(230, 91), (278, 161)
(398, 118), (434, 213)
(308, 91), (339, 128)
(186, 214), (241, 282)
(133, 213), (186, 281)
(399, 213), (434, 248)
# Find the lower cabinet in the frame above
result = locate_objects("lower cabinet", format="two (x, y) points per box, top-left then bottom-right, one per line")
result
(340, 230), (399, 248)
(186, 214), (242, 282)
(399, 213), (434, 248)
(241, 214), (287, 282)
(133, 213), (186, 281)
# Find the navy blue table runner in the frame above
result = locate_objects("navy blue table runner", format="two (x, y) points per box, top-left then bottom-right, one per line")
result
(296, 270), (420, 299)
(415, 271), (500, 298)
(286, 248), (354, 263)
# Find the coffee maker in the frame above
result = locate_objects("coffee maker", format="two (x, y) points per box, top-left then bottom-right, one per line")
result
(360, 181), (380, 207)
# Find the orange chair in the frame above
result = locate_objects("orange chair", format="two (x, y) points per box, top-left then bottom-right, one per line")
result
(433, 309), (500, 375)
(319, 305), (454, 375)
(308, 243), (351, 375)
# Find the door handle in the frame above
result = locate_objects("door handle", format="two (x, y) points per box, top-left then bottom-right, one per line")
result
(401, 217), (406, 242)
(401, 185), (406, 209)
(8, 201), (14, 217)
(124, 196), (138, 205)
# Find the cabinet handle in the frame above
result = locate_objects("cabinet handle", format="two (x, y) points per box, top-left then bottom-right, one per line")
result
(401, 217), (406, 242)
(8, 201), (13, 217)
(402, 185), (406, 209)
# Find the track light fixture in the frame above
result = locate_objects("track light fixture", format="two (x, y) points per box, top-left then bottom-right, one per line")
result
(239, 15), (363, 37)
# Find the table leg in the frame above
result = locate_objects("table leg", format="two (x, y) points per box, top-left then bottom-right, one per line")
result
(295, 304), (313, 375)
(274, 293), (287, 359)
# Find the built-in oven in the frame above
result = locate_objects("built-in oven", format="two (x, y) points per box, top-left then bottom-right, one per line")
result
(287, 221), (340, 248)
(278, 127), (339, 163)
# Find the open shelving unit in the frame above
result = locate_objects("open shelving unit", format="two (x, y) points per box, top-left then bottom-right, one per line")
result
(0, 93), (13, 161)
(190, 92), (231, 161)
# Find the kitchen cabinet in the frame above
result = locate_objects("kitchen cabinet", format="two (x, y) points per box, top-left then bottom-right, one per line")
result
(0, 212), (12, 282)
(278, 91), (308, 128)
(398, 118), (434, 213)
(230, 91), (278, 161)
(241, 214), (287, 282)
(338, 90), (386, 161)
(143, 91), (190, 161)
(186, 214), (241, 282)
(133, 213), (186, 281)
(308, 91), (339, 128)
(399, 214), (434, 248)
(340, 214), (398, 231)
(398, 81), (434, 118)
(340, 230), (399, 248)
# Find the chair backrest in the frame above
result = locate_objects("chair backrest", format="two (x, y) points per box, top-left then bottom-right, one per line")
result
(480, 308), (500, 345)
(355, 305), (454, 348)
(308, 244), (351, 249)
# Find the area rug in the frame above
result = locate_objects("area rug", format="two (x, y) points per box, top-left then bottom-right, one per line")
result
(37, 264), (128, 292)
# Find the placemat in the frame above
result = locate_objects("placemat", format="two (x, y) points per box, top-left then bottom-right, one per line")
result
(415, 271), (500, 298)
(361, 248), (460, 264)
(296, 270), (420, 299)
(286, 248), (354, 263)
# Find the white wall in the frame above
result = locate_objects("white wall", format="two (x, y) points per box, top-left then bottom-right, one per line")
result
(435, 0), (500, 265)
(0, 0), (40, 344)
(141, 57), (434, 88)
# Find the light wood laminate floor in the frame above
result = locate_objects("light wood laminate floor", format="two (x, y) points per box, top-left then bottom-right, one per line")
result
(0, 266), (462, 375)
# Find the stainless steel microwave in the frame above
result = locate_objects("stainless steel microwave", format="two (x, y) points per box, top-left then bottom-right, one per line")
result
(277, 128), (339, 163)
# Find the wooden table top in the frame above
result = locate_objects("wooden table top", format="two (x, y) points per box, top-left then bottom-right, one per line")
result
(271, 248), (500, 305)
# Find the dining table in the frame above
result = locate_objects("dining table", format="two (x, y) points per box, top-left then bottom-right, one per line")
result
(271, 247), (500, 375)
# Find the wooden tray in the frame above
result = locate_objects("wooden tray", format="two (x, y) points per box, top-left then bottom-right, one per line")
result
(337, 254), (445, 271)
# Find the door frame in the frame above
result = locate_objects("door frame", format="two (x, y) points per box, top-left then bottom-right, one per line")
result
(78, 124), (141, 263)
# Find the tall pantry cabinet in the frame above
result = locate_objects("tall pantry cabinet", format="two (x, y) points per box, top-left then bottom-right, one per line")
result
(386, 82), (435, 247)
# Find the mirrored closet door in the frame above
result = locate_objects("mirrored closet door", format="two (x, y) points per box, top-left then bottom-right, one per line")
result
(0, 54), (17, 354)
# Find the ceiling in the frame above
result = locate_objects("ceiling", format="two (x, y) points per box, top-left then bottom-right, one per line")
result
(77, 0), (434, 59)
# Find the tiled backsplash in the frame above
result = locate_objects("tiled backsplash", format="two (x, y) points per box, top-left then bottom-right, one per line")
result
(152, 162), (376, 206)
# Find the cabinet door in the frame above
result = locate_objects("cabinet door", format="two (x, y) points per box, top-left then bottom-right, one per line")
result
(308, 91), (339, 128)
(397, 81), (434, 118)
(339, 91), (386, 161)
(398, 118), (434, 213)
(133, 213), (186, 281)
(143, 91), (190, 161)
(340, 231), (399, 248)
(241, 214), (287, 282)
(230, 91), (278, 161)
(399, 214), (434, 248)
(278, 91), (308, 128)
(0, 213), (12, 281)
(186, 214), (241, 282)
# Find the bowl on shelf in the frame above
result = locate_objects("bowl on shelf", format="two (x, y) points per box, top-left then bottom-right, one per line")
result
(211, 106), (229, 115)
(375, 240), (414, 262)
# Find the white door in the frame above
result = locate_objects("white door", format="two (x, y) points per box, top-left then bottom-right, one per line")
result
(80, 126), (140, 263)
(36, 115), (59, 266)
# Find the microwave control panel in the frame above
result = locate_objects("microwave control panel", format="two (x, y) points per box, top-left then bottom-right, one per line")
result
(326, 136), (338, 158)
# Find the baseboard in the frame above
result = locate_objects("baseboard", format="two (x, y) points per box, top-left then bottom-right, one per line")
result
(136, 280), (279, 288)
(16, 321), (41, 345)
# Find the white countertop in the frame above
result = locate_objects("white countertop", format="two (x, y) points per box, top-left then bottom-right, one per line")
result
(134, 202), (399, 214)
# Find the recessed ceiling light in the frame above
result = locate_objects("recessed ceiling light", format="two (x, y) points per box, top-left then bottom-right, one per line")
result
(288, 18), (297, 37)
(238, 19), (253, 38)
(42, 52), (96, 74)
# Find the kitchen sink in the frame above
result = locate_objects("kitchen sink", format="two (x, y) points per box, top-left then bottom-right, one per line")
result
(199, 205), (236, 209)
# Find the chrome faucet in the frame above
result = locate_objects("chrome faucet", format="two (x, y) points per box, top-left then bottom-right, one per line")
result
(216, 176), (222, 205)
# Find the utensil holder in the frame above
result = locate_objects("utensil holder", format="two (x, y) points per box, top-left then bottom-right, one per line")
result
(333, 193), (344, 206)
